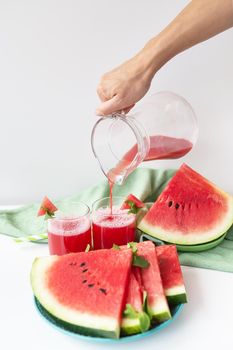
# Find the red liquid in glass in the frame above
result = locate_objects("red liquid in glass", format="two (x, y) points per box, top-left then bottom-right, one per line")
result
(92, 209), (135, 249)
(48, 219), (92, 255)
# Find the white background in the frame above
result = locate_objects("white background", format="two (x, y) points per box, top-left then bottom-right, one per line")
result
(0, 2), (233, 349)
(0, 0), (233, 205)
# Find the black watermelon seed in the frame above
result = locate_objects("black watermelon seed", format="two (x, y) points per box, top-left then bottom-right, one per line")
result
(99, 288), (107, 295)
(80, 262), (86, 267)
(175, 203), (180, 209)
(82, 269), (88, 273)
(88, 284), (94, 288)
(82, 280), (87, 284)
(168, 201), (173, 207)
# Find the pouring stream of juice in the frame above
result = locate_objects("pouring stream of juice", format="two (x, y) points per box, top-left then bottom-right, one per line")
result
(108, 135), (192, 213)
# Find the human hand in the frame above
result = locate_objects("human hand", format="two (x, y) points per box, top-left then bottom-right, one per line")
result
(96, 53), (154, 116)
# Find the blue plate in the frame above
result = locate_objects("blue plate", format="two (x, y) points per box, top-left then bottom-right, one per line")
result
(34, 297), (184, 343)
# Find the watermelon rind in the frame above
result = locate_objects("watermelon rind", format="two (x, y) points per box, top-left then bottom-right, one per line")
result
(31, 257), (120, 339)
(121, 311), (150, 335)
(139, 196), (233, 245)
(121, 317), (141, 335)
(147, 297), (171, 323)
(35, 297), (117, 339)
(165, 285), (187, 305)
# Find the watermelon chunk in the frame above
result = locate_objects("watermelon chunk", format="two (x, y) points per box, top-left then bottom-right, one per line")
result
(156, 245), (187, 305)
(121, 267), (150, 335)
(138, 164), (233, 245)
(37, 196), (58, 217)
(30, 249), (132, 339)
(121, 194), (145, 214)
(136, 241), (171, 323)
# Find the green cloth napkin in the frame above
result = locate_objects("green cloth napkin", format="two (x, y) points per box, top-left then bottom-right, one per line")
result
(0, 167), (233, 273)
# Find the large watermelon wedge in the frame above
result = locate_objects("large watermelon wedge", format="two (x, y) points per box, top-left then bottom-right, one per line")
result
(138, 164), (233, 245)
(31, 249), (132, 339)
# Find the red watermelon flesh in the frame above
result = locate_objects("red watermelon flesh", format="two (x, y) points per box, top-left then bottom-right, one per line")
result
(121, 194), (145, 212)
(37, 196), (58, 217)
(31, 249), (132, 338)
(138, 163), (233, 245)
(156, 245), (187, 305)
(136, 241), (171, 323)
(124, 268), (143, 313)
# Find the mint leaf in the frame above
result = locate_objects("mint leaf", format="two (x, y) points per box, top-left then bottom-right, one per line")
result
(123, 304), (138, 319)
(123, 304), (150, 333)
(127, 242), (150, 268)
(112, 244), (121, 250)
(139, 312), (150, 332)
(85, 244), (90, 252)
(127, 242), (138, 253)
(44, 211), (55, 220)
(126, 200), (141, 214)
(133, 254), (150, 268)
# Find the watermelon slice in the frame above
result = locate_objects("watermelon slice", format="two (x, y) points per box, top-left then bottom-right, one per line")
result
(156, 245), (187, 305)
(121, 267), (150, 335)
(121, 194), (145, 214)
(37, 196), (58, 217)
(138, 164), (233, 245)
(136, 241), (171, 323)
(30, 249), (132, 339)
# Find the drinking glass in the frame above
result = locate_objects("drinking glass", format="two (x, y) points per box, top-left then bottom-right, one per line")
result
(47, 201), (91, 255)
(92, 196), (136, 250)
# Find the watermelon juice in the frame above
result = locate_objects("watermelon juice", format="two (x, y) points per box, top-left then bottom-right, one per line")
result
(108, 135), (193, 184)
(92, 206), (136, 250)
(47, 203), (92, 255)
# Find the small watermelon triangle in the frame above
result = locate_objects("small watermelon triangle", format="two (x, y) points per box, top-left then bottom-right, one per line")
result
(37, 196), (58, 217)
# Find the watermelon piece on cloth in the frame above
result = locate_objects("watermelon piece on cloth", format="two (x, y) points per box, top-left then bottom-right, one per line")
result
(37, 196), (58, 218)
(31, 249), (132, 339)
(156, 245), (187, 305)
(138, 164), (233, 245)
(136, 241), (171, 323)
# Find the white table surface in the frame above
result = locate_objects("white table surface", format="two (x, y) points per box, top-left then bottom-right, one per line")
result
(1, 224), (233, 350)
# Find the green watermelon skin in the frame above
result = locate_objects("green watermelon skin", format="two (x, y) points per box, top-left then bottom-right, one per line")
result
(138, 164), (233, 245)
(137, 242), (171, 323)
(156, 245), (187, 305)
(31, 249), (132, 339)
(35, 297), (117, 338)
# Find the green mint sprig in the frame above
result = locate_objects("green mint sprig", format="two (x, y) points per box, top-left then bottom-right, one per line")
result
(125, 200), (142, 214)
(123, 293), (150, 333)
(127, 242), (150, 269)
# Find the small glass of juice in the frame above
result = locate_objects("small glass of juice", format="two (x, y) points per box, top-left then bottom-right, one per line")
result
(47, 201), (91, 255)
(92, 196), (136, 250)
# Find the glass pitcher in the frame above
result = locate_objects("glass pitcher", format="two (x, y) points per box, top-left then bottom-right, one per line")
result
(91, 91), (198, 185)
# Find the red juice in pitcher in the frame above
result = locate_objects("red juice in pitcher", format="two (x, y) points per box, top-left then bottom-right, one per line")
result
(108, 135), (193, 184)
(91, 91), (198, 186)
(92, 207), (136, 250)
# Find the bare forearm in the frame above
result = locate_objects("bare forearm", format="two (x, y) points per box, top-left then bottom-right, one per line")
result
(96, 0), (233, 115)
(141, 0), (233, 76)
